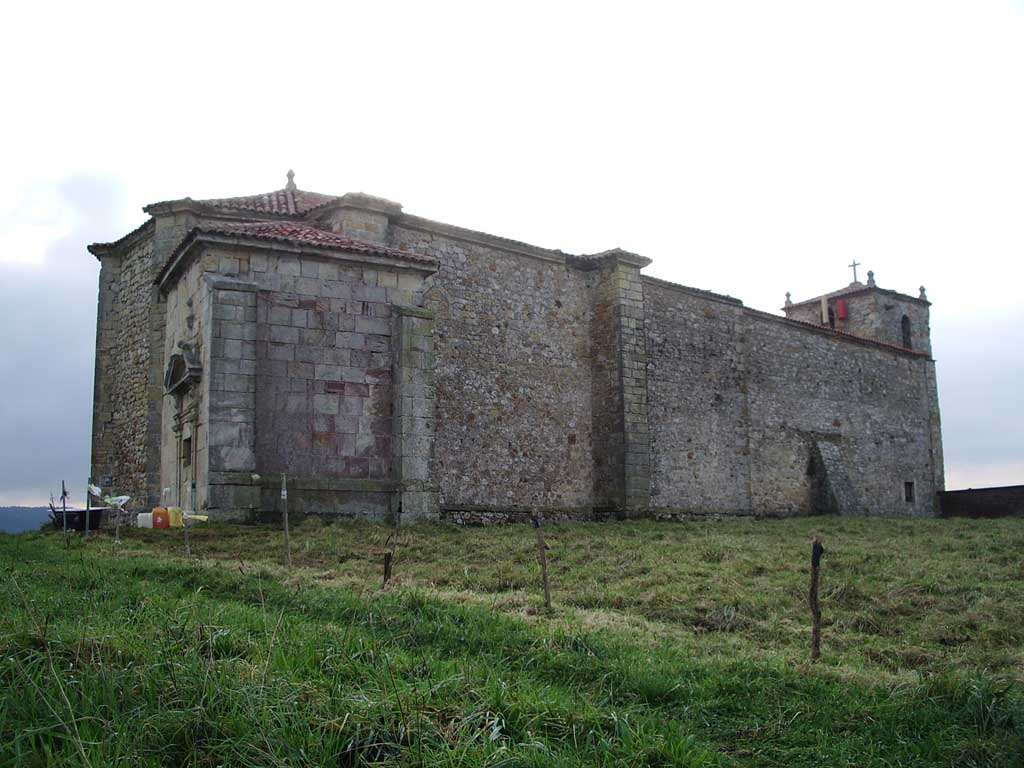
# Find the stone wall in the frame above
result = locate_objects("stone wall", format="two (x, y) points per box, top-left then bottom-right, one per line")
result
(91, 233), (165, 509)
(645, 277), (941, 517)
(91, 251), (122, 492)
(644, 279), (753, 515)
(749, 311), (937, 518)
(393, 305), (438, 520)
(390, 222), (596, 514)
(613, 265), (652, 513)
(93, 210), (230, 512)
(868, 293), (932, 355)
(159, 241), (431, 519)
(588, 266), (625, 509)
(159, 249), (216, 511)
(744, 311), (941, 516)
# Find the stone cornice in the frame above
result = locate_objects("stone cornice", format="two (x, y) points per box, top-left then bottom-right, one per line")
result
(394, 214), (653, 271)
(641, 275), (743, 306)
(87, 218), (155, 259)
(394, 213), (575, 264)
(156, 229), (437, 291)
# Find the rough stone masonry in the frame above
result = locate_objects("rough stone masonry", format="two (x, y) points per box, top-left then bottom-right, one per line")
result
(87, 172), (943, 522)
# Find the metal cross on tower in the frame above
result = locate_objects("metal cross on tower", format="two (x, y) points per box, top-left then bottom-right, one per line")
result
(849, 259), (861, 283)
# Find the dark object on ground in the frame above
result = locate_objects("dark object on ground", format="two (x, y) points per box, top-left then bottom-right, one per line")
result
(49, 508), (109, 532)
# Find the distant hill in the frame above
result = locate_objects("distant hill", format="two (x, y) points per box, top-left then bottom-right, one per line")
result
(0, 507), (52, 534)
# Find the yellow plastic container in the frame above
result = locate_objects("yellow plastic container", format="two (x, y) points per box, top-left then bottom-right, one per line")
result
(168, 507), (184, 528)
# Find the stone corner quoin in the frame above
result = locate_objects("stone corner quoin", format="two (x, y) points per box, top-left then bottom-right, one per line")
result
(86, 175), (944, 524)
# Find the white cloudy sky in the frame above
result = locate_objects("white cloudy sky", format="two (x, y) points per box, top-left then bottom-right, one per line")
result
(0, 1), (1021, 505)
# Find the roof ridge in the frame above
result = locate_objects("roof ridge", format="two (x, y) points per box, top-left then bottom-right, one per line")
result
(144, 186), (343, 218)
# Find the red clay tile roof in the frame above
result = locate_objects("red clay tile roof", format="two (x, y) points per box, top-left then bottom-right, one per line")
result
(193, 187), (340, 217)
(202, 222), (435, 264)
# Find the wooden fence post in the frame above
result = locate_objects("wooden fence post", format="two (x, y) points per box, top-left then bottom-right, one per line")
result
(281, 474), (291, 569)
(809, 536), (825, 662)
(61, 482), (69, 550)
(383, 502), (400, 587)
(533, 512), (552, 610)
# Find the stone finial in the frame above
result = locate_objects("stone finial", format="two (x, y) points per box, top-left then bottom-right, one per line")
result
(919, 285), (928, 300)
(866, 270), (876, 287)
(285, 169), (296, 191)
(784, 291), (792, 307)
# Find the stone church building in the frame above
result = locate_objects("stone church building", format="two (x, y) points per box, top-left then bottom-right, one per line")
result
(88, 173), (943, 521)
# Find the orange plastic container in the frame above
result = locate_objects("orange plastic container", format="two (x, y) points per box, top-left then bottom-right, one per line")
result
(152, 507), (170, 529)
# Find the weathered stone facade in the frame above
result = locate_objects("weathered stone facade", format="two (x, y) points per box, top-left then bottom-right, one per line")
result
(90, 227), (164, 510)
(88, 174), (944, 521)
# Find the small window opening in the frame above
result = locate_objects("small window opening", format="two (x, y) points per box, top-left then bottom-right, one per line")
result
(901, 315), (912, 349)
(182, 437), (192, 467)
(827, 307), (836, 329)
(904, 481), (915, 503)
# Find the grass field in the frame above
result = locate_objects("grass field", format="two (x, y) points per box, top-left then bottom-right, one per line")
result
(1, 516), (1022, 766)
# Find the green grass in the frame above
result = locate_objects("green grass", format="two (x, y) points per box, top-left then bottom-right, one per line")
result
(1, 516), (1022, 766)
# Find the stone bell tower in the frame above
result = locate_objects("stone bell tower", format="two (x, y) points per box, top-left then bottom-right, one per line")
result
(783, 266), (932, 355)
(781, 264), (944, 512)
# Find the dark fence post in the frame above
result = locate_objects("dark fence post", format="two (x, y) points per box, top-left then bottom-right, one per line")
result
(281, 474), (291, 570)
(534, 512), (552, 610)
(383, 502), (401, 587)
(809, 536), (825, 662)
(61, 482), (69, 550)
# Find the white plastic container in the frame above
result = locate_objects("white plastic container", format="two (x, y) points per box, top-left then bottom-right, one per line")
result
(137, 512), (153, 529)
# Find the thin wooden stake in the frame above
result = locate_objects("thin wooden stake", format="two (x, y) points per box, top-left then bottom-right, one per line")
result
(84, 481), (91, 540)
(533, 512), (552, 611)
(61, 482), (69, 550)
(186, 470), (197, 557)
(809, 536), (825, 662)
(383, 504), (400, 587)
(281, 474), (291, 569)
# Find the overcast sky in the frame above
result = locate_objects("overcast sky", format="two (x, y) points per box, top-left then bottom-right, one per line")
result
(1, 1), (1021, 505)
